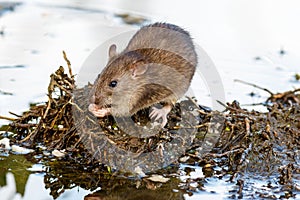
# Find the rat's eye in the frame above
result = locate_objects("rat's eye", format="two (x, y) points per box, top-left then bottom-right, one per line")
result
(109, 80), (118, 88)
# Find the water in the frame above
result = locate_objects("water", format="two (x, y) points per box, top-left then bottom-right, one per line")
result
(0, 1), (300, 199)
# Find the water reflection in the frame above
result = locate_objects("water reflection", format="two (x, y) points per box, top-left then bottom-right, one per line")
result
(0, 173), (17, 200)
(42, 159), (184, 200)
(0, 154), (33, 199)
(0, 153), (186, 200)
(84, 188), (184, 200)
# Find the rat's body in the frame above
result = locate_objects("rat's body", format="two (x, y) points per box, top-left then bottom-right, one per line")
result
(88, 22), (197, 127)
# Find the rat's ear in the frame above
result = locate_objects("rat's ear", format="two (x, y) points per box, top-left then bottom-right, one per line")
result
(108, 44), (117, 59)
(131, 62), (148, 78)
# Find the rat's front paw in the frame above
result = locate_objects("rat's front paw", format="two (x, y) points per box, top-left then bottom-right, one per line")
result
(88, 104), (111, 117)
(149, 105), (172, 128)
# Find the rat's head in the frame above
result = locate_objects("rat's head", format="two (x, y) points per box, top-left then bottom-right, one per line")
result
(89, 44), (149, 116)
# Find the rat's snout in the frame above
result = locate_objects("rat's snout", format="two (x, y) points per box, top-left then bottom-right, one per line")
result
(89, 92), (105, 105)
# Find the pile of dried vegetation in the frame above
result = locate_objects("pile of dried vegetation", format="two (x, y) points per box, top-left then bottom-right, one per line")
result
(1, 53), (299, 199)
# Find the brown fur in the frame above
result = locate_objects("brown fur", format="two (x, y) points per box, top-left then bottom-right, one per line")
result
(89, 22), (197, 117)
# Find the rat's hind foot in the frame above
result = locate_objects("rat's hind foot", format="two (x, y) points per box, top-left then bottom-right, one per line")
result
(149, 104), (172, 128)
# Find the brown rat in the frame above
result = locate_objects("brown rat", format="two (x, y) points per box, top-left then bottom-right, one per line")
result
(88, 22), (197, 127)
